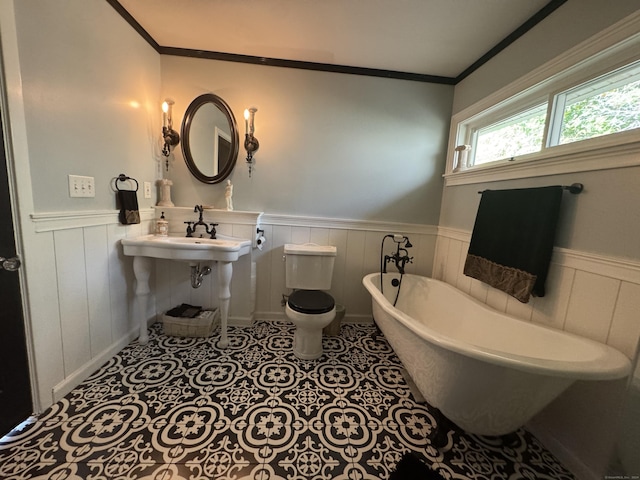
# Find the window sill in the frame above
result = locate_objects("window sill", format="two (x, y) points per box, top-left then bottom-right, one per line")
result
(443, 134), (640, 187)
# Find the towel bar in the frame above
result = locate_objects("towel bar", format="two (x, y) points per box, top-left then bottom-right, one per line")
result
(478, 183), (583, 195)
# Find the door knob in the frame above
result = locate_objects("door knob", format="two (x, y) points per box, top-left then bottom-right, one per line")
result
(0, 256), (21, 271)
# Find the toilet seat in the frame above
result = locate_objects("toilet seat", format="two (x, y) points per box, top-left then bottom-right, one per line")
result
(288, 290), (334, 314)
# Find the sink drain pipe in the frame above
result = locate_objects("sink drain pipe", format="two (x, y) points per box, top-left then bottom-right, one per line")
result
(190, 263), (212, 288)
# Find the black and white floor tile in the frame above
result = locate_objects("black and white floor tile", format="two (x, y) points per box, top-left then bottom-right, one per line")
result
(0, 321), (574, 479)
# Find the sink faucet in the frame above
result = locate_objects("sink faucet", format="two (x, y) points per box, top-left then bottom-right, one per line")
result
(185, 205), (218, 239)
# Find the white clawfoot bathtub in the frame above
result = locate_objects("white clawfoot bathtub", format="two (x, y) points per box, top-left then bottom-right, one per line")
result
(362, 272), (631, 436)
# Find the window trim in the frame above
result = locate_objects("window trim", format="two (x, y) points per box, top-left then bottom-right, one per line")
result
(445, 11), (640, 187)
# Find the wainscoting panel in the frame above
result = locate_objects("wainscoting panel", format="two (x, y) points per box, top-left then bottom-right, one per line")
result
(30, 209), (436, 409)
(434, 227), (640, 359)
(434, 226), (640, 480)
(24, 231), (65, 410)
(53, 228), (91, 375)
(106, 222), (131, 343)
(84, 225), (114, 356)
(29, 210), (155, 406)
(254, 217), (438, 322)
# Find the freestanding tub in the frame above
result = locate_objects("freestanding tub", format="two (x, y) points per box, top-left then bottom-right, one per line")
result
(362, 272), (631, 436)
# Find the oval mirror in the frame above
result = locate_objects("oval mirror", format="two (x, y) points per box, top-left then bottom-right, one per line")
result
(181, 93), (239, 184)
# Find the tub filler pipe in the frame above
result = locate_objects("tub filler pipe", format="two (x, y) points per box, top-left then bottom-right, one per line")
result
(379, 233), (413, 305)
(373, 234), (413, 341)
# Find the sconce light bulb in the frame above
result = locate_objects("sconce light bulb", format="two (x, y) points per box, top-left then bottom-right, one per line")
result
(247, 107), (257, 135)
(161, 98), (179, 156)
(162, 101), (170, 129)
(244, 109), (250, 136)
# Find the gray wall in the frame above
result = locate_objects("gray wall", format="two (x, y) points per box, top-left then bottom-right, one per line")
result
(161, 56), (452, 225)
(452, 0), (640, 115)
(440, 167), (640, 260)
(445, 0), (640, 260)
(13, 0), (161, 213)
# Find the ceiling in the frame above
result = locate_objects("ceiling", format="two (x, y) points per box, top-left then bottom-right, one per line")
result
(113, 0), (565, 83)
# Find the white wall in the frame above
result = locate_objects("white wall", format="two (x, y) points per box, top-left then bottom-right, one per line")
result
(2, 0), (161, 410)
(160, 56), (452, 224)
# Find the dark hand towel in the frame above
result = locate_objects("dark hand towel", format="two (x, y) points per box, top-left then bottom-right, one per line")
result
(166, 303), (203, 318)
(463, 186), (563, 303)
(117, 190), (140, 225)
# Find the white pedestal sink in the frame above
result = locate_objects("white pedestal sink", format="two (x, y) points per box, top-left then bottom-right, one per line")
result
(121, 234), (252, 347)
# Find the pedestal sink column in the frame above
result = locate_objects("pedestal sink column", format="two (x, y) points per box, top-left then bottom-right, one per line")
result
(132, 256), (153, 345)
(131, 256), (233, 348)
(217, 261), (232, 348)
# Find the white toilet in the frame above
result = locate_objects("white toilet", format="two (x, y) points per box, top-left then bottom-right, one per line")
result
(284, 243), (337, 360)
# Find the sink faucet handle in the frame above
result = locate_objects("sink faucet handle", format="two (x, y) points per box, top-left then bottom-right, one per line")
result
(184, 221), (194, 237)
(208, 223), (218, 239)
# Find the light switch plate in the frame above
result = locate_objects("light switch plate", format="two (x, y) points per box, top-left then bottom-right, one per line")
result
(144, 181), (152, 199)
(68, 175), (95, 198)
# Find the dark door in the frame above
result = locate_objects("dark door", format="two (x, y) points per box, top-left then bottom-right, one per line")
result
(0, 109), (33, 437)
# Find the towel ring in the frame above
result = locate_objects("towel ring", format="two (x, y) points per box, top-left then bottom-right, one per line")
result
(115, 174), (139, 192)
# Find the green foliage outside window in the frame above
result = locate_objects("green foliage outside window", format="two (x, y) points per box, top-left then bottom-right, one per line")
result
(560, 81), (640, 144)
(468, 60), (640, 168)
(474, 107), (546, 165)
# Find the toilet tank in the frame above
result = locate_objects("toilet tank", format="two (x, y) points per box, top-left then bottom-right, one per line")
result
(284, 243), (337, 290)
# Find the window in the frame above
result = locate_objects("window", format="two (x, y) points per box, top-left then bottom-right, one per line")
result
(448, 20), (640, 185)
(472, 103), (547, 166)
(549, 62), (640, 146)
(462, 59), (640, 169)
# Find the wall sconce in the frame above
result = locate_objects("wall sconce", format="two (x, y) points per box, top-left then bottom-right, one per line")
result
(244, 107), (259, 177)
(162, 99), (180, 170)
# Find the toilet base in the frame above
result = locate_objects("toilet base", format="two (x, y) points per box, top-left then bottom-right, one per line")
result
(286, 303), (335, 360)
(293, 326), (324, 360)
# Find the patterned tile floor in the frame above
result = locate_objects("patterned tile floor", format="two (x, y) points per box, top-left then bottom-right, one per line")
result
(0, 321), (574, 479)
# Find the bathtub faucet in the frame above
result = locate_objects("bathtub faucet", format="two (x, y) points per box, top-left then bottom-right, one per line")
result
(382, 235), (413, 274)
(390, 247), (413, 274)
(185, 205), (218, 239)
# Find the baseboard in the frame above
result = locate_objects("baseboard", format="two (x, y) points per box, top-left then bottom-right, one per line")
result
(51, 317), (155, 404)
(228, 316), (254, 327)
(51, 328), (139, 403)
(527, 421), (600, 480)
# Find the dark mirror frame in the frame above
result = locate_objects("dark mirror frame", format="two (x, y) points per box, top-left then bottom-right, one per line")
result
(181, 93), (239, 184)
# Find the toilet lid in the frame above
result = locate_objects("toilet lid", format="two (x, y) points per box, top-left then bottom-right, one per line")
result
(288, 290), (335, 314)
